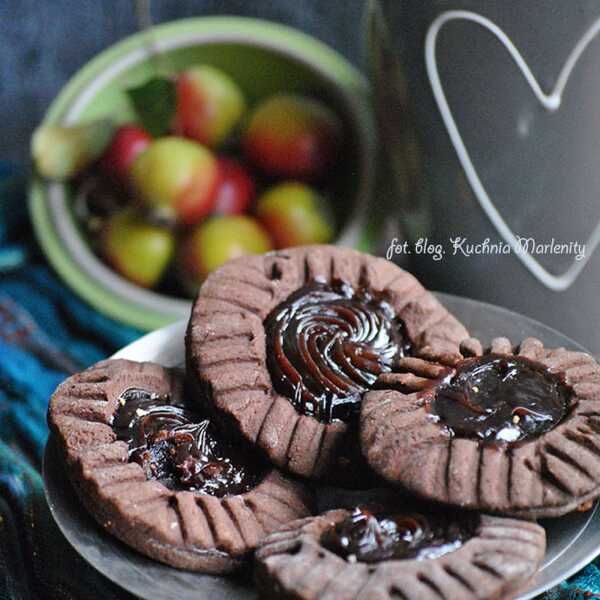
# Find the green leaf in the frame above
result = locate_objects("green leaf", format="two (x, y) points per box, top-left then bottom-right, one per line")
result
(127, 77), (176, 137)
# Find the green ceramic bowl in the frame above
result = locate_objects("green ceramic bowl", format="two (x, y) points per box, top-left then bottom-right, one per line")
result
(29, 16), (375, 330)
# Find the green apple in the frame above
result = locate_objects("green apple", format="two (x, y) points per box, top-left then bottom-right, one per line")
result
(32, 120), (114, 180)
(243, 94), (342, 181)
(179, 215), (272, 287)
(256, 181), (334, 248)
(101, 210), (175, 288)
(175, 65), (246, 147)
(130, 136), (219, 225)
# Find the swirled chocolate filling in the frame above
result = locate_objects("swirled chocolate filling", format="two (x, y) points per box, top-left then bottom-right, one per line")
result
(112, 388), (263, 496)
(264, 280), (411, 423)
(429, 355), (571, 444)
(322, 506), (478, 563)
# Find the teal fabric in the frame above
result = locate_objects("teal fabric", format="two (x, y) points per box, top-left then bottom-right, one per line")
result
(0, 161), (596, 598)
(0, 163), (139, 598)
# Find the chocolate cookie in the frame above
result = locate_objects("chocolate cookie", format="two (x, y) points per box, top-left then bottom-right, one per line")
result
(47, 359), (314, 572)
(255, 502), (545, 600)
(361, 336), (600, 518)
(186, 245), (468, 482)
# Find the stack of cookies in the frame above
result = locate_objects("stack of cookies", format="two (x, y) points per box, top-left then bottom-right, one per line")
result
(48, 245), (600, 599)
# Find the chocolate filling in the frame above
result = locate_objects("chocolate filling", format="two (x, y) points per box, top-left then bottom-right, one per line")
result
(322, 506), (478, 563)
(112, 388), (263, 496)
(430, 354), (571, 444)
(265, 280), (411, 423)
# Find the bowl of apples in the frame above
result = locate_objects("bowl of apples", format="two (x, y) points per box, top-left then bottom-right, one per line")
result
(29, 17), (374, 330)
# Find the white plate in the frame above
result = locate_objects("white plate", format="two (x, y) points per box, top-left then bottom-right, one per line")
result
(44, 293), (600, 599)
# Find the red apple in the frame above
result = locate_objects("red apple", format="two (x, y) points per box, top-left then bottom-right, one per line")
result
(101, 125), (152, 182)
(179, 215), (272, 287)
(101, 210), (175, 288)
(256, 181), (334, 248)
(212, 158), (255, 215)
(243, 94), (343, 181)
(131, 136), (219, 225)
(174, 65), (246, 147)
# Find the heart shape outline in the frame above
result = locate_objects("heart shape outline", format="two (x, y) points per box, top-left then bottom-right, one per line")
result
(425, 10), (600, 291)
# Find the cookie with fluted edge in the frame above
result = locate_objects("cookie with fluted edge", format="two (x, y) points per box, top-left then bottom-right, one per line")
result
(47, 359), (314, 572)
(361, 336), (600, 518)
(186, 245), (469, 483)
(255, 504), (545, 600)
